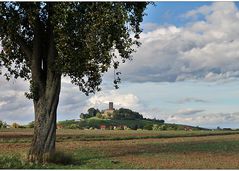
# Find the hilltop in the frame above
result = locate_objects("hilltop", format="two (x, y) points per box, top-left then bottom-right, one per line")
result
(57, 102), (207, 130)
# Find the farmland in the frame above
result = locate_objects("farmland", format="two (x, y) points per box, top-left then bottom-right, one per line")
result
(0, 129), (239, 169)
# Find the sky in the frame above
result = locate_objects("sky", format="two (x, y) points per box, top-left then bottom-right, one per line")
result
(1, 2), (239, 129)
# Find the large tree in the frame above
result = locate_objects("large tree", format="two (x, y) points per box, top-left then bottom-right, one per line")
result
(0, 2), (148, 163)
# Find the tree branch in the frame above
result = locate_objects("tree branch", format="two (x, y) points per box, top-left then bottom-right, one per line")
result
(31, 16), (46, 88)
(15, 35), (32, 63)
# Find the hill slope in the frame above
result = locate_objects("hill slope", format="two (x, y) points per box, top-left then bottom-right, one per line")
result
(58, 117), (207, 130)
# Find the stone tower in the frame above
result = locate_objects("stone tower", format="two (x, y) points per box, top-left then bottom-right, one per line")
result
(109, 102), (113, 110)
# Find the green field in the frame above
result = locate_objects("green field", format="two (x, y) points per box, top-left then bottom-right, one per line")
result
(0, 129), (239, 169)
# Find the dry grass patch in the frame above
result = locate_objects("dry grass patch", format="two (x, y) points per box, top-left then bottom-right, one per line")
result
(115, 152), (239, 169)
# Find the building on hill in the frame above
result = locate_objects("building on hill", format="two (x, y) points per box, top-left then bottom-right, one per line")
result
(100, 125), (106, 130)
(184, 126), (192, 131)
(109, 102), (114, 110)
(102, 102), (115, 118)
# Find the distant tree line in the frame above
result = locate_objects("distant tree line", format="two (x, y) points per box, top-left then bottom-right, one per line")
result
(0, 120), (35, 129)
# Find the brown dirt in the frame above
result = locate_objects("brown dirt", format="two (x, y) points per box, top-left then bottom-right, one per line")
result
(114, 152), (239, 169)
(1, 131), (239, 169)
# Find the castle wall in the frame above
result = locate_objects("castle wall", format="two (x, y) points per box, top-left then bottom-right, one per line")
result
(109, 102), (113, 110)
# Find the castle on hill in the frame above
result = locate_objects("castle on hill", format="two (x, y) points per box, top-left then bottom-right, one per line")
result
(102, 102), (115, 118)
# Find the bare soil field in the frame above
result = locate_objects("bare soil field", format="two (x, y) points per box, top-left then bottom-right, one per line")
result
(0, 129), (239, 169)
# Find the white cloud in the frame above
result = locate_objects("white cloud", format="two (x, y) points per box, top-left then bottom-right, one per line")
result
(119, 2), (239, 83)
(167, 112), (239, 128)
(184, 5), (211, 19)
(0, 101), (7, 107)
(184, 2), (238, 19)
(0, 76), (90, 123)
(85, 90), (141, 112)
(0, 77), (33, 124)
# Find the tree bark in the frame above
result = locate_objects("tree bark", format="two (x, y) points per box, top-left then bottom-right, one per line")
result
(27, 13), (61, 163)
(28, 74), (61, 163)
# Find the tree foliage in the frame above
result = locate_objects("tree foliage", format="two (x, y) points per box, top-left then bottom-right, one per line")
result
(80, 107), (100, 119)
(0, 2), (148, 94)
(112, 108), (143, 120)
(0, 120), (7, 128)
(87, 108), (100, 117)
(27, 121), (35, 128)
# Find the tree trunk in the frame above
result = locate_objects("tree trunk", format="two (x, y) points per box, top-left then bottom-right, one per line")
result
(27, 12), (61, 163)
(28, 74), (61, 163)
